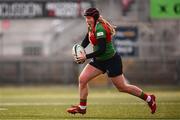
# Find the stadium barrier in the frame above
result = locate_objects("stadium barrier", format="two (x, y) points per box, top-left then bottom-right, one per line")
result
(0, 57), (179, 86)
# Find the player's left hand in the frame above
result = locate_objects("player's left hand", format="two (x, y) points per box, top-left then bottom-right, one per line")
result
(74, 53), (86, 64)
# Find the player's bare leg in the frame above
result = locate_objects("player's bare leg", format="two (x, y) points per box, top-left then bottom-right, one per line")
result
(67, 64), (102, 114)
(110, 74), (157, 114)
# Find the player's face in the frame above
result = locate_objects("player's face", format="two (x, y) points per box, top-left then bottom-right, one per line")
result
(85, 16), (94, 27)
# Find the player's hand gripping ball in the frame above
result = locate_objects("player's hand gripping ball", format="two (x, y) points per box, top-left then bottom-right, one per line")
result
(72, 44), (86, 64)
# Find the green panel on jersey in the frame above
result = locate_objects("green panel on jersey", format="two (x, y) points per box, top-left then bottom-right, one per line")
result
(95, 22), (106, 39)
(94, 42), (116, 61)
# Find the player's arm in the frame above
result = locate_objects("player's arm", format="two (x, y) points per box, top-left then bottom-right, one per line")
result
(86, 38), (106, 59)
(86, 25), (107, 59)
(81, 33), (89, 48)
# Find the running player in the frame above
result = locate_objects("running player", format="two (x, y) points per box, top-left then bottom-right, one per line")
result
(67, 8), (156, 115)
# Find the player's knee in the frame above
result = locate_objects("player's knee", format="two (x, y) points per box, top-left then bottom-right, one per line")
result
(118, 84), (129, 92)
(79, 75), (88, 85)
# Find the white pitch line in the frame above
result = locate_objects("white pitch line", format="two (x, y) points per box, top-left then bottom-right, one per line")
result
(0, 103), (69, 106)
(0, 108), (8, 110)
(0, 102), (180, 106)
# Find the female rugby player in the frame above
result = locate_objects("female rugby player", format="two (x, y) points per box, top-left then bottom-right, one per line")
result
(67, 8), (156, 115)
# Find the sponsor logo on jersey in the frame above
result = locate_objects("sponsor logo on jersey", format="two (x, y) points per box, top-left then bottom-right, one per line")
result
(97, 32), (104, 37)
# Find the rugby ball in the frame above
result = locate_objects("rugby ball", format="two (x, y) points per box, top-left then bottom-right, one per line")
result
(72, 44), (86, 59)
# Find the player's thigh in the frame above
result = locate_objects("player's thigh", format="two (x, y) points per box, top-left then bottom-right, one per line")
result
(110, 74), (127, 89)
(79, 64), (103, 83)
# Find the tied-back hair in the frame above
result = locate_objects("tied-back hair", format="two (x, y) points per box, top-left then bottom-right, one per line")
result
(98, 15), (116, 36)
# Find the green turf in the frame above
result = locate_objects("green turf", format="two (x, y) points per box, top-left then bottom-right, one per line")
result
(0, 85), (180, 120)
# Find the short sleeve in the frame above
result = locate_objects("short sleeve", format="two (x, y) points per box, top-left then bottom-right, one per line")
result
(95, 23), (106, 39)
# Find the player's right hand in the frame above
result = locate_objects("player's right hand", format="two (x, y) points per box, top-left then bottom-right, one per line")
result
(73, 56), (85, 64)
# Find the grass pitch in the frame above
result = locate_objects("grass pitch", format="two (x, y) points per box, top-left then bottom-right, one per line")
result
(0, 85), (180, 120)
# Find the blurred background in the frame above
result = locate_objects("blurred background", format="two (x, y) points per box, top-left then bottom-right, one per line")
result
(0, 0), (180, 86)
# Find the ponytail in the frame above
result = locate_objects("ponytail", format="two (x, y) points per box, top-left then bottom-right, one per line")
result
(98, 16), (116, 36)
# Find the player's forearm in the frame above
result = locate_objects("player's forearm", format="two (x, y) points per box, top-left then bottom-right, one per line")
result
(86, 38), (106, 59)
(81, 33), (89, 48)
